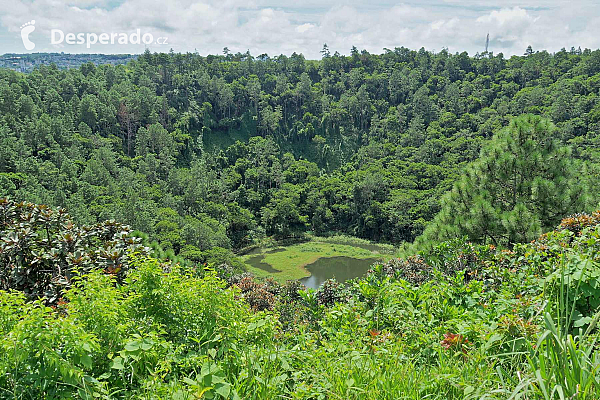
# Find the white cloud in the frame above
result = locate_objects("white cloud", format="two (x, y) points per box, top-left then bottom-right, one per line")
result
(296, 23), (314, 34)
(0, 0), (599, 57)
(477, 6), (535, 25)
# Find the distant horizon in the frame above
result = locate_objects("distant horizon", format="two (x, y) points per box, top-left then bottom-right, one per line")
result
(0, 44), (596, 60)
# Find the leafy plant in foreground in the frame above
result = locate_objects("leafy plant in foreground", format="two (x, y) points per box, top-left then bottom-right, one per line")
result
(0, 198), (149, 304)
(495, 255), (600, 399)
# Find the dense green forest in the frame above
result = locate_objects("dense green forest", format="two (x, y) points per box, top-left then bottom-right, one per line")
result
(2, 47), (600, 260)
(2, 47), (600, 399)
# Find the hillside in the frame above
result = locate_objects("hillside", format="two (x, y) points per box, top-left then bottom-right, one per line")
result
(1, 48), (600, 259)
(2, 47), (600, 398)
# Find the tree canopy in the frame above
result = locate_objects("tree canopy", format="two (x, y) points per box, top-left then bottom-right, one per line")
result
(0, 47), (599, 253)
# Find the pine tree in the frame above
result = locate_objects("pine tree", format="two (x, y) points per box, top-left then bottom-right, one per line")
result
(417, 114), (589, 247)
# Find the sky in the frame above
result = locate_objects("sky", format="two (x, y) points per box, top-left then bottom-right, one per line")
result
(0, 0), (599, 58)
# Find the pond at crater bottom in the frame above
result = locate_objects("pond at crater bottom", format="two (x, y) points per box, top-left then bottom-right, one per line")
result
(300, 257), (377, 290)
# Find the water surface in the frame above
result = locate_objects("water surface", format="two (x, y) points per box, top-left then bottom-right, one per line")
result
(245, 255), (281, 273)
(300, 256), (377, 289)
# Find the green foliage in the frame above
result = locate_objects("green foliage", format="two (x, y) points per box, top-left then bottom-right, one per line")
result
(1, 208), (600, 398)
(496, 256), (600, 399)
(0, 291), (100, 399)
(545, 255), (600, 330)
(124, 256), (262, 353)
(522, 313), (600, 399)
(3, 48), (599, 251)
(2, 46), (600, 398)
(0, 198), (149, 304)
(0, 253), (277, 399)
(261, 183), (307, 239)
(418, 115), (590, 247)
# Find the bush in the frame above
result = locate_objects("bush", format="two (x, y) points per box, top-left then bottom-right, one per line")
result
(0, 198), (149, 304)
(126, 256), (259, 351)
(366, 256), (432, 285)
(0, 291), (100, 399)
(235, 276), (279, 311)
(558, 211), (600, 234)
(316, 278), (347, 306)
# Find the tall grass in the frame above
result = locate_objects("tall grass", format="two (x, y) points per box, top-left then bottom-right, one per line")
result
(494, 255), (600, 399)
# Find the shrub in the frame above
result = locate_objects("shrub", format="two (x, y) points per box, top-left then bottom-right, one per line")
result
(558, 211), (600, 234)
(0, 198), (149, 304)
(0, 291), (100, 399)
(235, 276), (278, 311)
(65, 271), (131, 355)
(280, 279), (305, 303)
(425, 238), (498, 282)
(366, 256), (432, 285)
(316, 278), (347, 306)
(126, 256), (255, 351)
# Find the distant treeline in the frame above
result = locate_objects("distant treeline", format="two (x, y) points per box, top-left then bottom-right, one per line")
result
(0, 53), (137, 73)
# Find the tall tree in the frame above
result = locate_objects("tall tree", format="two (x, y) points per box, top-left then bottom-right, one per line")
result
(417, 114), (589, 246)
